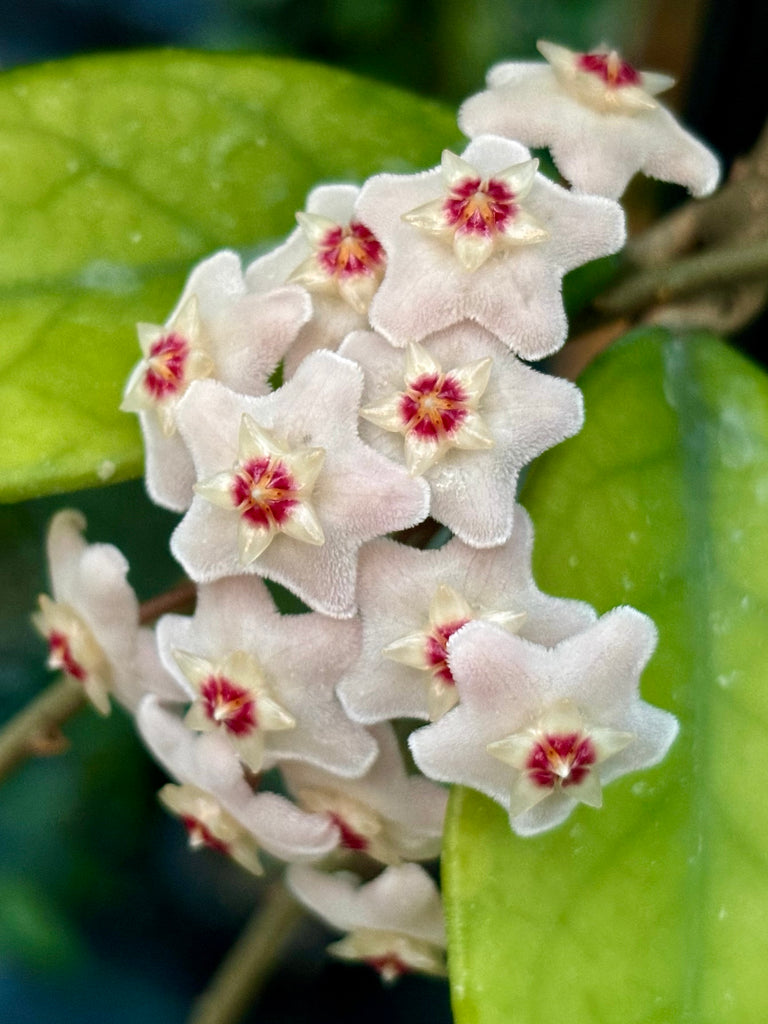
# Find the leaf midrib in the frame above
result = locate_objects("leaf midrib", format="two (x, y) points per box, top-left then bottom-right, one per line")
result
(663, 337), (714, 1022)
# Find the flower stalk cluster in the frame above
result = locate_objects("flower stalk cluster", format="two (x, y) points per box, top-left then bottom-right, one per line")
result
(30, 40), (717, 987)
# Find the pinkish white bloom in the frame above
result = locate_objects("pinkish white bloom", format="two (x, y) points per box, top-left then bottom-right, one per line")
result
(139, 695), (338, 870)
(409, 608), (678, 835)
(337, 508), (595, 724)
(282, 724), (447, 865)
(122, 250), (311, 511)
(246, 185), (385, 377)
(340, 324), (583, 545)
(32, 510), (140, 715)
(170, 351), (429, 617)
(356, 135), (625, 359)
(156, 575), (377, 777)
(287, 863), (446, 983)
(459, 40), (720, 200)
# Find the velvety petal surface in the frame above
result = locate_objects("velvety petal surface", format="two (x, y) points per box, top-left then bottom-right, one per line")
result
(287, 862), (445, 946)
(283, 723), (447, 863)
(340, 324), (583, 545)
(155, 575), (376, 777)
(170, 351), (429, 616)
(410, 608), (678, 834)
(338, 509), (595, 724)
(358, 135), (624, 358)
(137, 696), (339, 862)
(460, 59), (720, 199)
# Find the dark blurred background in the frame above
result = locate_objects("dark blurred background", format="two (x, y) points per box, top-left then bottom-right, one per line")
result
(0, 1), (765, 1022)
(0, 0), (763, 163)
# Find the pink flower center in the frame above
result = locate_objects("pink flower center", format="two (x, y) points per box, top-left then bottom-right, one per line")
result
(527, 732), (597, 789)
(317, 220), (385, 279)
(578, 52), (641, 88)
(200, 675), (257, 736)
(400, 373), (470, 442)
(231, 456), (300, 529)
(425, 618), (470, 684)
(329, 813), (369, 853)
(181, 815), (230, 855)
(143, 332), (189, 400)
(444, 176), (518, 238)
(47, 630), (87, 681)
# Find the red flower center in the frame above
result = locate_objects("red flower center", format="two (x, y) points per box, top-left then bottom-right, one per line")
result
(329, 813), (369, 853)
(143, 332), (189, 400)
(47, 630), (87, 681)
(425, 617), (470, 684)
(444, 176), (517, 238)
(231, 456), (300, 529)
(526, 732), (597, 789)
(365, 954), (410, 981)
(317, 220), (385, 279)
(200, 675), (257, 736)
(181, 815), (230, 855)
(578, 52), (641, 88)
(400, 373), (470, 442)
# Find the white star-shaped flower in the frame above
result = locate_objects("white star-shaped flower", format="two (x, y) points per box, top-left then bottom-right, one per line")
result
(138, 695), (338, 872)
(409, 608), (679, 835)
(287, 863), (446, 983)
(122, 250), (311, 511)
(337, 507), (596, 724)
(282, 723), (447, 865)
(170, 351), (429, 617)
(32, 510), (140, 716)
(356, 135), (625, 359)
(246, 185), (386, 377)
(155, 575), (377, 778)
(459, 40), (720, 200)
(340, 324), (583, 545)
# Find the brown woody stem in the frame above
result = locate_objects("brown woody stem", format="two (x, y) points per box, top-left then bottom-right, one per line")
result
(597, 239), (768, 316)
(187, 884), (304, 1024)
(0, 675), (86, 779)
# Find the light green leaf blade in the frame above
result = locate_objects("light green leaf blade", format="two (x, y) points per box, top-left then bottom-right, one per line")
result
(444, 329), (768, 1024)
(0, 51), (459, 502)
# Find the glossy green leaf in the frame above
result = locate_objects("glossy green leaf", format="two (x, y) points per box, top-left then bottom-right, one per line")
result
(0, 51), (460, 502)
(444, 329), (768, 1024)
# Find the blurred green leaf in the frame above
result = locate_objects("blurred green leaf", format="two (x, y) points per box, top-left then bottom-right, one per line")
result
(0, 876), (86, 970)
(444, 329), (768, 1023)
(562, 253), (620, 318)
(0, 51), (459, 503)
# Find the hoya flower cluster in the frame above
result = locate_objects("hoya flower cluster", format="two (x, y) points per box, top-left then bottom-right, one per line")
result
(33, 40), (714, 983)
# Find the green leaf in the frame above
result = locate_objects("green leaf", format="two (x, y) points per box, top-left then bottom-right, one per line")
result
(0, 51), (459, 503)
(444, 329), (768, 1024)
(0, 876), (86, 970)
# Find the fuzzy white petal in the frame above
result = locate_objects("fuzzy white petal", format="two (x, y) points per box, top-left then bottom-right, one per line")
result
(358, 136), (624, 357)
(337, 508), (595, 725)
(460, 54), (720, 200)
